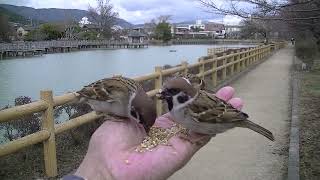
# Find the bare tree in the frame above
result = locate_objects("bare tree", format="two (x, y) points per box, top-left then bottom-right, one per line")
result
(157, 15), (172, 23)
(88, 0), (119, 39)
(198, 0), (320, 20)
(198, 0), (320, 45)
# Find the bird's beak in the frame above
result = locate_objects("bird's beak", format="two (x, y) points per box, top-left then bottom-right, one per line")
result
(156, 89), (169, 100)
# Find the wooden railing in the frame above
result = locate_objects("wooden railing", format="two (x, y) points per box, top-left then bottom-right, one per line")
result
(0, 42), (286, 177)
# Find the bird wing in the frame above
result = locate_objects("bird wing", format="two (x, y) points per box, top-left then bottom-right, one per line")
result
(77, 79), (114, 101)
(187, 90), (248, 123)
(77, 76), (139, 102)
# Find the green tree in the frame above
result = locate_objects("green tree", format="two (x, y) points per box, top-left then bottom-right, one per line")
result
(0, 14), (12, 42)
(24, 29), (46, 41)
(77, 31), (99, 40)
(40, 23), (64, 40)
(155, 22), (172, 42)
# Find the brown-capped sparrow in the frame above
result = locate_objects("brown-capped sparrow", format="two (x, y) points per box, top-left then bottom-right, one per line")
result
(157, 77), (274, 141)
(77, 76), (156, 132)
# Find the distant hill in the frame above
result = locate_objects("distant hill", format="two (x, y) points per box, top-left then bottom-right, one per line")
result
(0, 4), (133, 28)
(0, 7), (29, 24)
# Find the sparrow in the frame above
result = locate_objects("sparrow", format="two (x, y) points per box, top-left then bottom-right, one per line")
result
(157, 77), (274, 141)
(175, 73), (206, 90)
(76, 76), (156, 132)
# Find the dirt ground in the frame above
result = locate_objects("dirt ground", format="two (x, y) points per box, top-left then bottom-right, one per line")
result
(300, 69), (320, 180)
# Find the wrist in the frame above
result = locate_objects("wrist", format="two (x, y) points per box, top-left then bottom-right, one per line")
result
(75, 154), (114, 180)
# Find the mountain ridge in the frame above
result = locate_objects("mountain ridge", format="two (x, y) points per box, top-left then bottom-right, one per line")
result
(0, 4), (133, 28)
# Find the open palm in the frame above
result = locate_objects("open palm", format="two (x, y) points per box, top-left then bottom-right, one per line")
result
(75, 87), (243, 180)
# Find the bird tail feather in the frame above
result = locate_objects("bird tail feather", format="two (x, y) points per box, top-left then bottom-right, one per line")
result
(240, 120), (275, 141)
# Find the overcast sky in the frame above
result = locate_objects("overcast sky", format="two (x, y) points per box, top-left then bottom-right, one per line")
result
(0, 0), (242, 25)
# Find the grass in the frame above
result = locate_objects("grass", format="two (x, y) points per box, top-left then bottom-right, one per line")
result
(302, 69), (320, 96)
(300, 63), (320, 180)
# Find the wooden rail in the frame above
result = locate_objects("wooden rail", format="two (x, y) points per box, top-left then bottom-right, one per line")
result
(0, 42), (286, 177)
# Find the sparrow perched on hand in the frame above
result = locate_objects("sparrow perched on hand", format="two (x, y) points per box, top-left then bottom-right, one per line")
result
(157, 77), (274, 141)
(77, 76), (156, 132)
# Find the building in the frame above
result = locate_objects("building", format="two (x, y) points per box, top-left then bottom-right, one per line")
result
(16, 26), (35, 40)
(79, 17), (91, 27)
(128, 31), (146, 43)
(172, 21), (227, 39)
(204, 22), (225, 38)
(225, 25), (242, 38)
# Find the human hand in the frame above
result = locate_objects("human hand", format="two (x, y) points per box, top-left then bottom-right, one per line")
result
(74, 86), (244, 180)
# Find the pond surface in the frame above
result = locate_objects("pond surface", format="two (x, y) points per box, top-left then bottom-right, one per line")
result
(0, 44), (252, 106)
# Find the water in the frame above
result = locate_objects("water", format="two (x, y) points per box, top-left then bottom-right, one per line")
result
(0, 44), (251, 106)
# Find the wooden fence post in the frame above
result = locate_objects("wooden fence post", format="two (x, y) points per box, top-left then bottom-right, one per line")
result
(244, 50), (248, 68)
(255, 47), (259, 62)
(40, 90), (57, 177)
(250, 48), (254, 64)
(154, 66), (163, 116)
(181, 61), (188, 75)
(236, 49), (240, 73)
(248, 48), (251, 65)
(248, 48), (252, 65)
(211, 55), (217, 87)
(240, 49), (244, 71)
(222, 53), (227, 80)
(230, 51), (234, 76)
(198, 58), (205, 79)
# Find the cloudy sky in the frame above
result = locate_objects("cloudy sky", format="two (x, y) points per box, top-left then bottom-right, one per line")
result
(1, 0), (242, 25)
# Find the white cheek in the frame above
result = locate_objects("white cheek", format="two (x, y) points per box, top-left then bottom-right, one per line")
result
(172, 95), (180, 106)
(172, 92), (187, 111)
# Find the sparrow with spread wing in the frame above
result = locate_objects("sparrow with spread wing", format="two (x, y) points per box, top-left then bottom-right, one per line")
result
(157, 77), (274, 141)
(76, 76), (156, 132)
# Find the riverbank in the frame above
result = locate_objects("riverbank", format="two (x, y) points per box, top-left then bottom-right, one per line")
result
(0, 39), (262, 60)
(149, 39), (262, 46)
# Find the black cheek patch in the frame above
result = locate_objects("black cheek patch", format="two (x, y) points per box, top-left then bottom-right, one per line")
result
(130, 110), (138, 119)
(167, 97), (173, 111)
(177, 95), (189, 104)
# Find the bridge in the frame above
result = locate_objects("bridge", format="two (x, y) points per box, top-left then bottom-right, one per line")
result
(0, 42), (292, 179)
(0, 40), (148, 59)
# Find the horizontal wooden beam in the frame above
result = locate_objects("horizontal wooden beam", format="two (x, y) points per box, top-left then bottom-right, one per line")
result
(133, 73), (158, 82)
(0, 100), (48, 123)
(53, 92), (78, 107)
(55, 111), (102, 135)
(162, 66), (185, 76)
(0, 130), (50, 157)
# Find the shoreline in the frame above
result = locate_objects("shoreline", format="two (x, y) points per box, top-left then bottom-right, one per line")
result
(0, 40), (260, 60)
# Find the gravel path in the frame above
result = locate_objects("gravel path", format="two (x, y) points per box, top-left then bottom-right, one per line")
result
(169, 47), (293, 180)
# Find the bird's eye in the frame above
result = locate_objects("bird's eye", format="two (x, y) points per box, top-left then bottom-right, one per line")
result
(167, 88), (180, 95)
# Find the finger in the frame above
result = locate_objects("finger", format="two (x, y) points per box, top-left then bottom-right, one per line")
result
(154, 114), (176, 128)
(228, 97), (244, 110)
(91, 118), (146, 149)
(215, 86), (235, 101)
